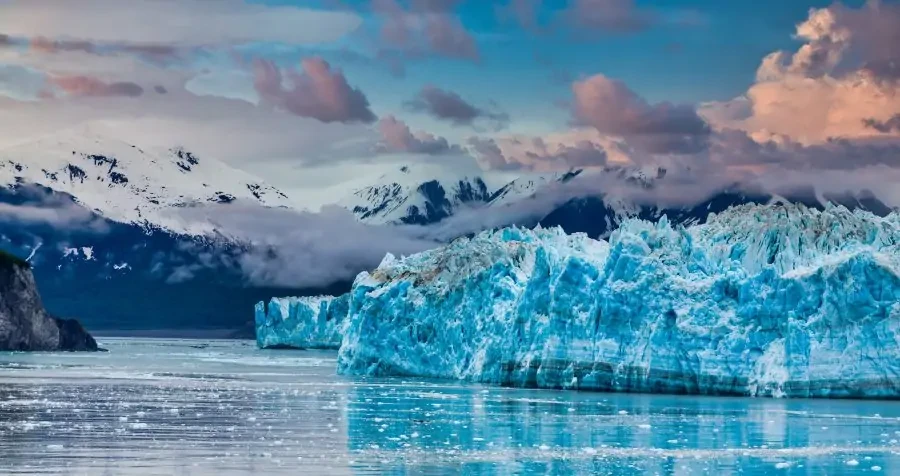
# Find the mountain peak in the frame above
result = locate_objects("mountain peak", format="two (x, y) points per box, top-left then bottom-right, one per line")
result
(0, 131), (293, 235)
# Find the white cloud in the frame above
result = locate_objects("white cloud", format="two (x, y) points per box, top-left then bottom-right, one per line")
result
(173, 204), (437, 288)
(0, 92), (380, 172)
(0, 0), (362, 46)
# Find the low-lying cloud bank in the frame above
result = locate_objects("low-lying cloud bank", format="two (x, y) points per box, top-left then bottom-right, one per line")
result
(0, 184), (109, 232)
(166, 161), (900, 288)
(172, 204), (439, 288)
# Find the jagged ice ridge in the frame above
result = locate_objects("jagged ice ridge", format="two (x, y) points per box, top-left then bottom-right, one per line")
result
(259, 203), (900, 398)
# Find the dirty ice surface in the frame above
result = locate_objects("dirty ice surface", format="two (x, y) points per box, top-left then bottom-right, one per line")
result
(2, 339), (900, 475)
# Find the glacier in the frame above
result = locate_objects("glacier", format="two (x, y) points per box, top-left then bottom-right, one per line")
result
(259, 203), (900, 398)
(255, 294), (349, 349)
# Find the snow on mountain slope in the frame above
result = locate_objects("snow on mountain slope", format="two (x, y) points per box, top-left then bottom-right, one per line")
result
(325, 203), (900, 398)
(339, 159), (497, 225)
(487, 170), (577, 207)
(0, 128), (293, 235)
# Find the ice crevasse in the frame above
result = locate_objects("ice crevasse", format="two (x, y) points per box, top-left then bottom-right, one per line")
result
(259, 203), (900, 398)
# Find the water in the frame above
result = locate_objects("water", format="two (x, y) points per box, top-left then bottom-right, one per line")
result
(1, 339), (899, 475)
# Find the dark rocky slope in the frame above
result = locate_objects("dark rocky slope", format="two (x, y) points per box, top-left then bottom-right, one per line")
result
(0, 250), (97, 351)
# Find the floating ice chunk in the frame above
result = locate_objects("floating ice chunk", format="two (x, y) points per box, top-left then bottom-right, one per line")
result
(255, 294), (349, 349)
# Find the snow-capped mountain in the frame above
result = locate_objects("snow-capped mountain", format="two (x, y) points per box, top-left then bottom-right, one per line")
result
(0, 130), (316, 332)
(0, 127), (293, 235)
(0, 129), (895, 335)
(339, 160), (497, 225)
(487, 169), (580, 207)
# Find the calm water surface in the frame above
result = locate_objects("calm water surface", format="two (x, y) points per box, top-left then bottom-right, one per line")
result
(1, 338), (899, 475)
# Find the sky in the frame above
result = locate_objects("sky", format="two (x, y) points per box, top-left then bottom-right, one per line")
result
(0, 0), (898, 203)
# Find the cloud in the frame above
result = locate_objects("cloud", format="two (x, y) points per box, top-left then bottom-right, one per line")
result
(0, 39), (197, 100)
(701, 0), (900, 144)
(468, 137), (512, 170)
(561, 0), (653, 34)
(30, 37), (96, 54)
(703, 128), (900, 171)
(0, 64), (47, 100)
(370, 0), (478, 65)
(406, 85), (509, 128)
(469, 128), (617, 171)
(24, 36), (185, 65)
(0, 185), (109, 232)
(377, 115), (461, 154)
(864, 114), (900, 134)
(0, 90), (380, 175)
(571, 74), (711, 154)
(48, 75), (144, 98)
(253, 57), (376, 124)
(0, 0), (362, 47)
(172, 203), (437, 288)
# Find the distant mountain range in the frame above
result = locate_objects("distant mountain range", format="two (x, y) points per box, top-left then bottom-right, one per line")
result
(1, 131), (894, 334)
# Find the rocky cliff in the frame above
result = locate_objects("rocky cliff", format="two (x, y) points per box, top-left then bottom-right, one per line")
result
(0, 250), (97, 351)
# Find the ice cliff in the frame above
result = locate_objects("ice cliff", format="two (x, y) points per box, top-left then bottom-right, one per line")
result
(260, 203), (900, 398)
(256, 294), (349, 349)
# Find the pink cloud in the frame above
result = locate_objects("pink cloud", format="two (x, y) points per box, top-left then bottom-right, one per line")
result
(31, 36), (95, 54)
(702, 0), (900, 144)
(373, 0), (478, 62)
(562, 0), (652, 34)
(406, 85), (509, 128)
(572, 74), (710, 154)
(469, 129), (613, 171)
(377, 115), (459, 154)
(253, 57), (376, 124)
(49, 75), (143, 97)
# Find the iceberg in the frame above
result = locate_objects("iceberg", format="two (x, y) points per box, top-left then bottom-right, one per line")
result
(255, 294), (349, 349)
(332, 203), (900, 398)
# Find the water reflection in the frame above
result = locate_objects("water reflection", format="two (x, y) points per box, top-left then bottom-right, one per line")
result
(1, 339), (899, 475)
(345, 381), (900, 474)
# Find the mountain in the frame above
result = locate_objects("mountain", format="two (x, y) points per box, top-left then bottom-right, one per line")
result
(539, 186), (895, 239)
(0, 131), (326, 333)
(339, 160), (498, 225)
(0, 249), (97, 351)
(0, 127), (293, 235)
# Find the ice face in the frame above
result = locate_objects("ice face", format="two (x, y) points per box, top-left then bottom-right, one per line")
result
(255, 294), (349, 349)
(330, 203), (900, 398)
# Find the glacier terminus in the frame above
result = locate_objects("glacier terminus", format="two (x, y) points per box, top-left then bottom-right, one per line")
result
(256, 203), (900, 398)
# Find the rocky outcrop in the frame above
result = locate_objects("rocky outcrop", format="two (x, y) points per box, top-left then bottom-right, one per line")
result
(0, 250), (97, 351)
